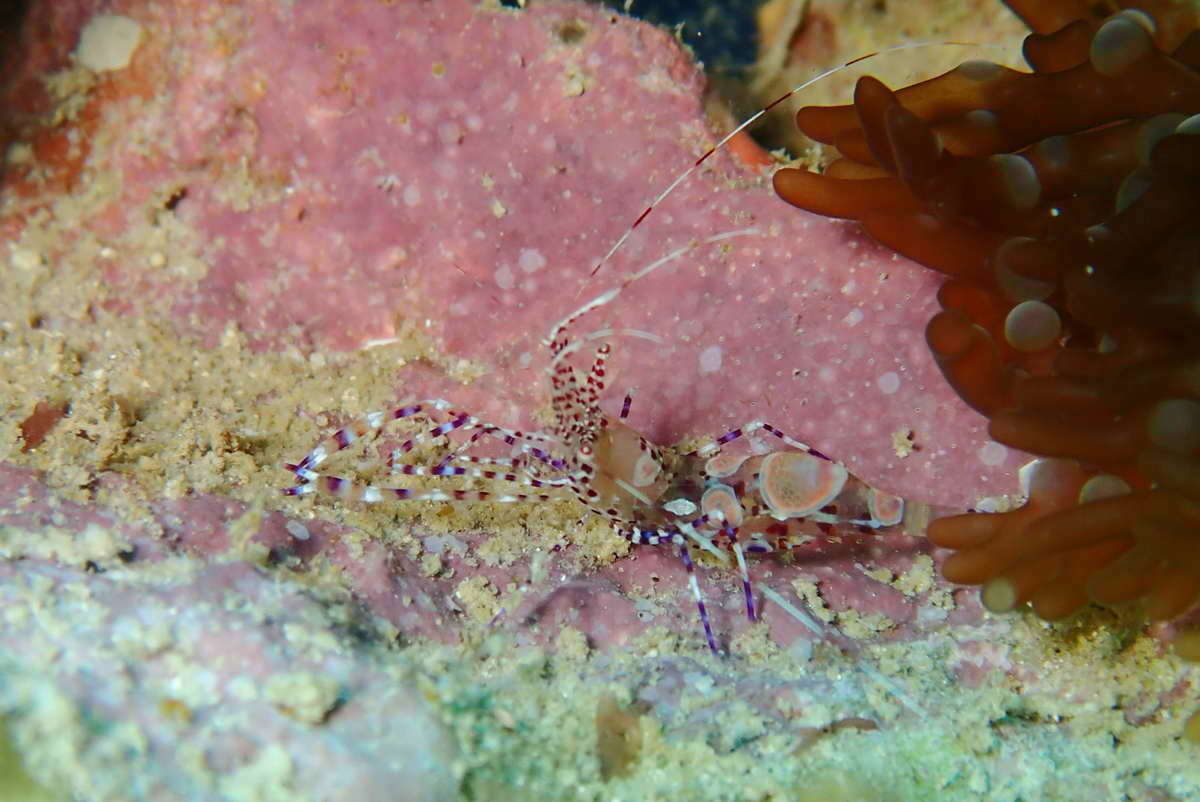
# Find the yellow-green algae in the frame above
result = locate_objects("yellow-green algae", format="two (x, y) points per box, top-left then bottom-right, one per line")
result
(0, 716), (64, 802)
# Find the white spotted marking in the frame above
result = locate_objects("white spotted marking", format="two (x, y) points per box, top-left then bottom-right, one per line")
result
(403, 184), (421, 206)
(518, 248), (547, 273)
(979, 441), (1008, 467)
(494, 264), (515, 290)
(698, 345), (723, 374)
(663, 498), (697, 515)
(285, 520), (311, 541)
(843, 307), (864, 327)
(877, 371), (900, 395)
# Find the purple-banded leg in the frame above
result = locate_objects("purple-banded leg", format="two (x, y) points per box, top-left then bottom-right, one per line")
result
(619, 389), (635, 421)
(286, 399), (456, 476)
(435, 451), (571, 490)
(384, 457), (572, 491)
(281, 465), (562, 504)
(693, 420), (829, 461)
(721, 523), (758, 622)
(433, 425), (494, 470)
(385, 411), (481, 465)
(430, 423), (553, 465)
(388, 416), (561, 474)
(420, 422), (561, 472)
(677, 543), (719, 655)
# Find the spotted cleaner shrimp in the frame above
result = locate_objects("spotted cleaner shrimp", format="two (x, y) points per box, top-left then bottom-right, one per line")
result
(277, 42), (986, 654)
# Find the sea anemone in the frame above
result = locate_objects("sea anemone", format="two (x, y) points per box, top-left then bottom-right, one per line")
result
(771, 0), (1200, 738)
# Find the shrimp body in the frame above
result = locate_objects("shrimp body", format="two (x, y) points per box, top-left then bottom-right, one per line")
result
(283, 290), (905, 652)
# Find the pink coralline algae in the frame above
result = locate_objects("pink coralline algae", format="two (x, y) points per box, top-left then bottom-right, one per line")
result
(0, 471), (460, 802)
(5, 1), (1199, 799)
(5, 0), (1027, 507)
(0, 0), (1008, 653)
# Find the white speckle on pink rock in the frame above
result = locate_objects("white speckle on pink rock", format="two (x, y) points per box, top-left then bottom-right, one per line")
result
(68, 0), (1027, 508)
(518, 248), (547, 273)
(978, 441), (1009, 467)
(878, 371), (901, 395)
(698, 344), (722, 374)
(494, 264), (515, 290)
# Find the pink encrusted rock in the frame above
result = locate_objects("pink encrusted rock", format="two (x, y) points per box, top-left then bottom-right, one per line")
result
(0, 0), (1011, 722)
(0, 477), (459, 802)
(0, 0), (1014, 656)
(0, 458), (975, 656)
(4, 4), (1200, 798)
(2, 0), (1026, 508)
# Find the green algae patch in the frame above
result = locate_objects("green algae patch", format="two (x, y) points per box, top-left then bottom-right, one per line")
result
(0, 716), (64, 802)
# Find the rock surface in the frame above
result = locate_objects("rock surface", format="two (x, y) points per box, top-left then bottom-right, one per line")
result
(0, 1), (1197, 800)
